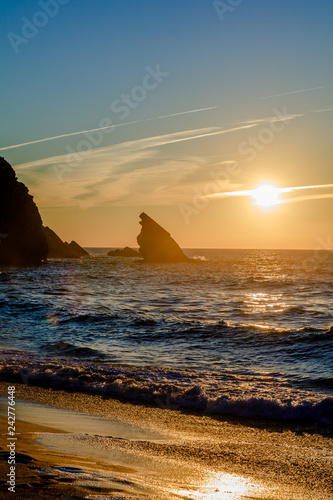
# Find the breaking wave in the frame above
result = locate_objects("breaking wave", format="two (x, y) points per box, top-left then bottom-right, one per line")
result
(1, 353), (332, 424)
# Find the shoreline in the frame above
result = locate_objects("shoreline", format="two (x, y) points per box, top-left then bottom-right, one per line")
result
(2, 349), (332, 427)
(1, 382), (333, 499)
(0, 416), (138, 499)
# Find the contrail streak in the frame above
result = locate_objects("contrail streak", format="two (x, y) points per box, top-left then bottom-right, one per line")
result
(279, 183), (333, 193)
(157, 106), (217, 119)
(281, 193), (333, 204)
(0, 106), (218, 152)
(209, 183), (333, 199)
(260, 85), (327, 100)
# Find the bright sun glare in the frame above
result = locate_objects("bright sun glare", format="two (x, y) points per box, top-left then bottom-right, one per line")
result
(252, 184), (280, 207)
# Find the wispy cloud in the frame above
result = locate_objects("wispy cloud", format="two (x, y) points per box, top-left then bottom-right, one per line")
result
(15, 125), (253, 209)
(157, 106), (218, 119)
(235, 112), (304, 126)
(280, 183), (333, 193)
(284, 193), (333, 204)
(15, 124), (255, 172)
(208, 183), (333, 205)
(259, 85), (328, 100)
(0, 106), (218, 152)
(313, 105), (333, 113)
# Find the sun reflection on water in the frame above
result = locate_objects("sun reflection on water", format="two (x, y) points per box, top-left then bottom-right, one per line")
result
(172, 471), (262, 499)
(46, 312), (60, 325)
(244, 292), (287, 315)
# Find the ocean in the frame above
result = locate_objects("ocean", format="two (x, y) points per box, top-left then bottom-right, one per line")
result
(0, 248), (332, 424)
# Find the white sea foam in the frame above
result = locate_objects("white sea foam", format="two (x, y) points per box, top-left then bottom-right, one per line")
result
(1, 352), (332, 424)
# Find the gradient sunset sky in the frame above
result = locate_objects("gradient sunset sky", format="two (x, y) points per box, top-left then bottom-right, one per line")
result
(1, 0), (332, 248)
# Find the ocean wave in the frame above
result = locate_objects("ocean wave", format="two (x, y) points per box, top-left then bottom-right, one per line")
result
(59, 313), (123, 325)
(1, 354), (332, 424)
(42, 341), (107, 359)
(311, 377), (333, 390)
(294, 328), (333, 343)
(130, 317), (158, 327)
(124, 316), (333, 345)
(208, 395), (333, 421)
(42, 288), (70, 296)
(283, 305), (306, 314)
(48, 310), (333, 350)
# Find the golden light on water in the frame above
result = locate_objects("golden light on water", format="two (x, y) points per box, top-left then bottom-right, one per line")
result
(244, 292), (287, 315)
(172, 471), (263, 499)
(251, 184), (280, 207)
(46, 312), (60, 326)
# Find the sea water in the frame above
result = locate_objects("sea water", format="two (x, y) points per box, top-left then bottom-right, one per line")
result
(0, 249), (332, 423)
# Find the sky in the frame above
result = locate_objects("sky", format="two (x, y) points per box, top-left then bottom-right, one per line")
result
(1, 0), (332, 248)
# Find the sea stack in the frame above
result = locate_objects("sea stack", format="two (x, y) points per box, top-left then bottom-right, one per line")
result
(42, 226), (89, 258)
(137, 212), (189, 263)
(0, 157), (48, 265)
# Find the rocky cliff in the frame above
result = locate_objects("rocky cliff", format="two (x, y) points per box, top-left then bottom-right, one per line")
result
(137, 212), (189, 263)
(0, 157), (48, 265)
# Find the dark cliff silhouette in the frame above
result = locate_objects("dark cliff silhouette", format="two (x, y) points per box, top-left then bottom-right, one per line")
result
(137, 212), (189, 263)
(107, 247), (140, 257)
(42, 226), (89, 258)
(0, 157), (48, 265)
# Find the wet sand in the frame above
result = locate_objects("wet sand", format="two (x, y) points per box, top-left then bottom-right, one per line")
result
(1, 382), (332, 499)
(0, 416), (140, 499)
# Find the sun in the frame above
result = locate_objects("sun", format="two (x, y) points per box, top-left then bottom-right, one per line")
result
(252, 184), (280, 207)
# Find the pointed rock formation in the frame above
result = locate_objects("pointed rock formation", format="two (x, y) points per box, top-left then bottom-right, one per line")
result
(0, 157), (48, 265)
(67, 240), (90, 257)
(137, 212), (189, 263)
(42, 226), (89, 258)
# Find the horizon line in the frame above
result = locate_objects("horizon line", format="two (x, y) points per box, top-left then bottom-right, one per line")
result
(82, 246), (330, 251)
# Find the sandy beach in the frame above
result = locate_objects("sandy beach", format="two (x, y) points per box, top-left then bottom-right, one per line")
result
(1, 382), (332, 499)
